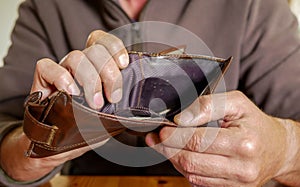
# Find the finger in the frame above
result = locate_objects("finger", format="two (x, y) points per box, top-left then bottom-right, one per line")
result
(86, 30), (129, 69)
(60, 50), (104, 109)
(157, 126), (240, 156)
(160, 126), (262, 161)
(84, 44), (123, 103)
(173, 151), (232, 179)
(184, 173), (236, 187)
(174, 93), (226, 127)
(145, 132), (161, 147)
(174, 91), (250, 127)
(182, 159), (259, 186)
(31, 58), (80, 100)
(147, 142), (245, 184)
(146, 140), (231, 178)
(146, 132), (182, 159)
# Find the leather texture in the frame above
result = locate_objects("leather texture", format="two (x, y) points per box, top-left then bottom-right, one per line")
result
(23, 51), (232, 158)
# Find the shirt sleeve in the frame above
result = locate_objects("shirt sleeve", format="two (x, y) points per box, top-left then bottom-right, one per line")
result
(239, 0), (300, 120)
(0, 0), (58, 119)
(0, 164), (62, 187)
(0, 0), (62, 185)
(0, 116), (63, 186)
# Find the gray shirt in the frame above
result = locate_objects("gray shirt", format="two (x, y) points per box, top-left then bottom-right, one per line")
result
(0, 0), (299, 186)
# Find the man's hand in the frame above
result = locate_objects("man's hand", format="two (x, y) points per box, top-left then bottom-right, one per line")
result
(31, 30), (129, 109)
(0, 30), (128, 181)
(146, 91), (300, 186)
(0, 127), (108, 181)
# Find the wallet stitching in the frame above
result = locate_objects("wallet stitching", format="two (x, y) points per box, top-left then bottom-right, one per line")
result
(25, 108), (54, 131)
(33, 130), (123, 151)
(24, 105), (59, 145)
(24, 108), (58, 143)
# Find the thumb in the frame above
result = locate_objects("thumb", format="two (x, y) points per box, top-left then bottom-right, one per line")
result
(174, 93), (225, 126)
(174, 91), (246, 127)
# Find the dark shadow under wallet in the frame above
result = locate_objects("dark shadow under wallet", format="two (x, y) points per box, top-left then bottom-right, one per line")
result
(23, 51), (232, 158)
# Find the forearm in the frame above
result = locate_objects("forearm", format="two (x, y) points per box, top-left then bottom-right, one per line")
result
(274, 119), (300, 186)
(0, 127), (56, 182)
(0, 117), (63, 186)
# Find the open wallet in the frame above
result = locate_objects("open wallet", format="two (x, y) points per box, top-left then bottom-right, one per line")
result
(23, 51), (232, 158)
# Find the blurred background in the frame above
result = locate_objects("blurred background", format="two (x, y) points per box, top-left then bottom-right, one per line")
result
(0, 0), (23, 66)
(290, 0), (300, 25)
(0, 0), (300, 67)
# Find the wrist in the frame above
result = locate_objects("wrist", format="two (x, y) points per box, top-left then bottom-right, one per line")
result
(0, 127), (55, 182)
(273, 119), (300, 186)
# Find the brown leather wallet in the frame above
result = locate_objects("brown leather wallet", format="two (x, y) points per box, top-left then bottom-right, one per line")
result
(23, 51), (232, 158)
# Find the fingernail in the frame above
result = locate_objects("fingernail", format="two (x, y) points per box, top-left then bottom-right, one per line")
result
(67, 84), (80, 95)
(111, 88), (122, 103)
(178, 111), (194, 126)
(93, 92), (104, 109)
(118, 54), (128, 68)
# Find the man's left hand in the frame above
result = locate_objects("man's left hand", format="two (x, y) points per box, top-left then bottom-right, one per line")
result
(146, 91), (294, 186)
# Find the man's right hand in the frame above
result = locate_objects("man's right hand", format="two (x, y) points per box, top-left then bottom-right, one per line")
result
(0, 30), (128, 181)
(32, 30), (129, 109)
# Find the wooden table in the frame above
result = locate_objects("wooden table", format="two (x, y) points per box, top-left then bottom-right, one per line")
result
(40, 175), (191, 187)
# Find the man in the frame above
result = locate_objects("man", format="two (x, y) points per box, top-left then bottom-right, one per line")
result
(0, 0), (299, 186)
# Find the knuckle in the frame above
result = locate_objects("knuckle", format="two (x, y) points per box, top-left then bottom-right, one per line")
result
(110, 37), (125, 54)
(87, 75), (101, 87)
(87, 30), (106, 44)
(202, 104), (211, 117)
(36, 58), (50, 70)
(85, 44), (111, 66)
(103, 68), (121, 84)
(178, 155), (195, 173)
(88, 44), (106, 55)
(186, 174), (205, 186)
(56, 71), (71, 83)
(68, 50), (84, 60)
(186, 174), (197, 185)
(237, 136), (260, 158)
(236, 163), (259, 183)
(187, 133), (201, 151)
(231, 90), (244, 98)
(88, 31), (124, 54)
(61, 50), (84, 66)
(101, 37), (125, 55)
(231, 90), (250, 107)
(198, 95), (212, 116)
